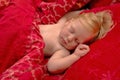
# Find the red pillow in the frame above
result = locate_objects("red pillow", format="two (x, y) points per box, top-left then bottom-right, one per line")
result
(89, 0), (120, 8)
(63, 3), (120, 80)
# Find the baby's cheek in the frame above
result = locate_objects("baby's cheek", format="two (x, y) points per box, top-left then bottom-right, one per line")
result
(70, 42), (78, 49)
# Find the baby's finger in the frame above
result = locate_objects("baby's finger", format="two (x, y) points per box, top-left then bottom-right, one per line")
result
(77, 44), (90, 51)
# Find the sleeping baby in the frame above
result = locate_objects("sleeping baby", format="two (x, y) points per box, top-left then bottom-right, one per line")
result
(39, 10), (113, 74)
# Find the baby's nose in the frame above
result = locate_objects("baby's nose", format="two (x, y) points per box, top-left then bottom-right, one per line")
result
(68, 35), (74, 42)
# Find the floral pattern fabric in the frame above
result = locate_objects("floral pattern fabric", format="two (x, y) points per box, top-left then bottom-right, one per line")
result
(0, 0), (90, 80)
(1, 0), (119, 80)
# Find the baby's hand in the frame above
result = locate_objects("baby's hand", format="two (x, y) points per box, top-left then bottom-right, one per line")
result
(73, 44), (90, 57)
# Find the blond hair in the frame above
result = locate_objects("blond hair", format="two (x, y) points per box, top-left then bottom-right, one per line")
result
(73, 10), (114, 42)
(95, 10), (114, 39)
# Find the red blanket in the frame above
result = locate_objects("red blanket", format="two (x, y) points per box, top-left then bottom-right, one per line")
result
(63, 3), (120, 80)
(0, 0), (90, 79)
(0, 0), (37, 74)
(0, 0), (120, 80)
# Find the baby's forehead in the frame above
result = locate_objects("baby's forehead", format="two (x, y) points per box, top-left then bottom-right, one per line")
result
(72, 19), (89, 30)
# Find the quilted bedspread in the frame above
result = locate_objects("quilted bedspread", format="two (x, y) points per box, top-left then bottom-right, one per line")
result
(0, 0), (120, 80)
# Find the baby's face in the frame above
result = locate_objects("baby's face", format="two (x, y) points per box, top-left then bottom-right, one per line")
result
(59, 19), (95, 50)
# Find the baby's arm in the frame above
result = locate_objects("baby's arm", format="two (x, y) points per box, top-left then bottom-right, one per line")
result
(47, 44), (90, 74)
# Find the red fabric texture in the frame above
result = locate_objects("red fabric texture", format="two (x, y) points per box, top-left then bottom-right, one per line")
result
(89, 0), (120, 8)
(63, 3), (120, 80)
(2, 0), (120, 80)
(0, 0), (10, 10)
(37, 0), (77, 24)
(0, 0), (37, 73)
(37, 0), (90, 24)
(0, 0), (90, 79)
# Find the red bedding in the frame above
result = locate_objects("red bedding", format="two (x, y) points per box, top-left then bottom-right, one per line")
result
(0, 0), (120, 80)
(0, 0), (90, 79)
(63, 3), (120, 80)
